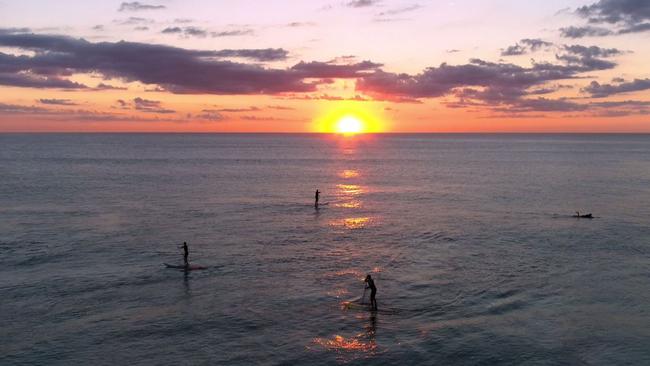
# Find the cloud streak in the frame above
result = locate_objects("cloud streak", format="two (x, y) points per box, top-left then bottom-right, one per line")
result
(162, 26), (258, 39)
(346, 0), (382, 8)
(119, 2), (166, 12)
(559, 25), (613, 38)
(377, 4), (422, 16)
(38, 98), (78, 105)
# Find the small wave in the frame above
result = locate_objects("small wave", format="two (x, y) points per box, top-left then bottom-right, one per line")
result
(484, 298), (527, 315)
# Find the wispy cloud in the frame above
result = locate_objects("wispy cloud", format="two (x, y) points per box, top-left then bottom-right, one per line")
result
(287, 22), (317, 27)
(38, 98), (78, 106)
(162, 26), (256, 38)
(501, 39), (553, 56)
(346, 0), (381, 8)
(559, 25), (613, 38)
(114, 17), (154, 26)
(377, 4), (422, 16)
(129, 97), (176, 113)
(212, 29), (255, 37)
(118, 2), (165, 12)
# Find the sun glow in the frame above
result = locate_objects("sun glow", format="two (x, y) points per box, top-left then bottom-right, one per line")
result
(336, 116), (364, 134)
(313, 101), (387, 134)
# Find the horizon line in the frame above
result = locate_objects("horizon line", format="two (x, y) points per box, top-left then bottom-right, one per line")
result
(2, 131), (650, 135)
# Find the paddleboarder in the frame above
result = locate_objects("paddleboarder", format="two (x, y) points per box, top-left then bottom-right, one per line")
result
(315, 189), (320, 209)
(365, 274), (377, 311)
(180, 242), (189, 265)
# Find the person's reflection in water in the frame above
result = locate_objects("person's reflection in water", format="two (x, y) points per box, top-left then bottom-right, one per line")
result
(183, 269), (190, 296)
(365, 313), (377, 345)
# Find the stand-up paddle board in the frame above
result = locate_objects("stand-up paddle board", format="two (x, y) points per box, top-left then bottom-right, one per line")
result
(342, 295), (371, 310)
(343, 301), (372, 310)
(164, 263), (207, 270)
(341, 296), (399, 314)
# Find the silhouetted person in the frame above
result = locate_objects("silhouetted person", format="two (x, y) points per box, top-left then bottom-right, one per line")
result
(315, 189), (320, 208)
(364, 274), (377, 311)
(180, 242), (189, 266)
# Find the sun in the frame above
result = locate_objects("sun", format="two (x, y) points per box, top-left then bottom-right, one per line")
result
(313, 101), (387, 133)
(336, 116), (364, 135)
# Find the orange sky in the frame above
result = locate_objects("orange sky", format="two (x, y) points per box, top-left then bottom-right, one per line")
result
(0, 0), (649, 132)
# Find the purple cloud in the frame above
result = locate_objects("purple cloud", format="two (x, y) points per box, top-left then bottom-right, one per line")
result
(0, 32), (325, 94)
(133, 97), (175, 113)
(38, 98), (78, 105)
(357, 46), (624, 113)
(577, 0), (650, 25)
(347, 0), (381, 8)
(212, 29), (255, 37)
(291, 60), (382, 78)
(501, 39), (554, 56)
(559, 25), (613, 38)
(119, 2), (165, 12)
(562, 0), (650, 37)
(583, 78), (650, 97)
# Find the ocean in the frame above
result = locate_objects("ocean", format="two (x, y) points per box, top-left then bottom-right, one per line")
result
(1, 133), (649, 365)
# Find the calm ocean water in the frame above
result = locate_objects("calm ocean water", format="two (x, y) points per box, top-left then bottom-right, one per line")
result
(1, 133), (649, 365)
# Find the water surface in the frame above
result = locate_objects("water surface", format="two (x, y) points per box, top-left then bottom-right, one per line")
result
(1, 134), (649, 365)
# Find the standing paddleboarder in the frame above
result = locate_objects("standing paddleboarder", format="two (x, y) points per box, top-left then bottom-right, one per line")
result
(180, 242), (189, 266)
(315, 189), (320, 209)
(365, 274), (377, 311)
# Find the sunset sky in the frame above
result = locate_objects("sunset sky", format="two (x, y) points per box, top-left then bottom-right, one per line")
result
(1, 0), (649, 132)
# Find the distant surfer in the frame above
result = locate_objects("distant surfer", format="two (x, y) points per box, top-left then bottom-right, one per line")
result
(315, 189), (320, 209)
(364, 274), (377, 311)
(180, 242), (189, 266)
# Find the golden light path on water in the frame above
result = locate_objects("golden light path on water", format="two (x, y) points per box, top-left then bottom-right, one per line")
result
(329, 181), (371, 230)
(336, 184), (364, 195)
(311, 135), (386, 361)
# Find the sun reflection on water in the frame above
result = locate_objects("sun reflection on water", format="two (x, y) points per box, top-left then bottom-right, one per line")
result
(336, 184), (364, 196)
(329, 217), (371, 229)
(326, 269), (364, 278)
(339, 169), (360, 179)
(326, 288), (351, 298)
(344, 217), (370, 229)
(309, 314), (380, 361)
(334, 200), (362, 209)
(311, 334), (377, 353)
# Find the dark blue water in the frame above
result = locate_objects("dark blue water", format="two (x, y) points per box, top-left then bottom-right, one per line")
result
(1, 134), (649, 365)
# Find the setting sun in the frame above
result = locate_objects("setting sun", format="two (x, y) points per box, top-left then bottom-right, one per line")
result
(313, 101), (386, 133)
(336, 116), (364, 134)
